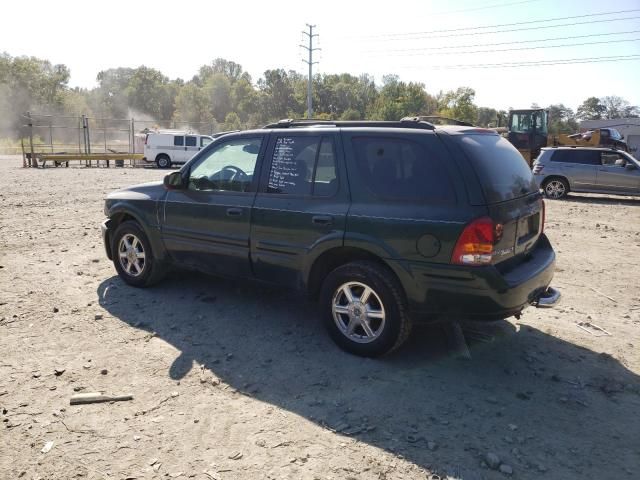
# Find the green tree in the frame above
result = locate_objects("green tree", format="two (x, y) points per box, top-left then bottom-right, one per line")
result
(173, 83), (214, 127)
(576, 97), (606, 120)
(125, 66), (176, 120)
(601, 96), (635, 119)
(547, 104), (578, 134)
(371, 75), (434, 120)
(258, 69), (301, 120)
(476, 107), (497, 127)
(438, 87), (478, 124)
(221, 112), (242, 131)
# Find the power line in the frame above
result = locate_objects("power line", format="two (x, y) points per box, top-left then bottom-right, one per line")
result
(372, 15), (640, 41)
(362, 29), (640, 54)
(395, 54), (640, 70)
(360, 8), (640, 39)
(366, 37), (640, 58)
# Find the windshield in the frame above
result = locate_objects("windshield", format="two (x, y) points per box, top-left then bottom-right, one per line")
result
(626, 152), (640, 167)
(509, 111), (548, 135)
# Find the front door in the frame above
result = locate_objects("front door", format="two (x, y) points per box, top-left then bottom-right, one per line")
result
(161, 135), (267, 277)
(597, 151), (640, 194)
(250, 132), (349, 288)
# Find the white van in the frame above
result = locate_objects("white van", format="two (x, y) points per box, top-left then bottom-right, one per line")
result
(144, 131), (213, 168)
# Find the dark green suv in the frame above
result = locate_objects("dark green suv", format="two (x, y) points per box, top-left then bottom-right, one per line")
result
(101, 119), (558, 356)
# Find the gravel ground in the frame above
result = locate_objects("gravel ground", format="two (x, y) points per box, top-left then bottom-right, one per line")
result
(1, 156), (639, 480)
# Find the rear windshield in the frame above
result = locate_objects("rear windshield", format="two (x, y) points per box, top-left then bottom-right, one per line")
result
(457, 134), (537, 204)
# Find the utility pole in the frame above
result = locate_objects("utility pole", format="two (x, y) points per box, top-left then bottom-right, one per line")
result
(301, 24), (320, 119)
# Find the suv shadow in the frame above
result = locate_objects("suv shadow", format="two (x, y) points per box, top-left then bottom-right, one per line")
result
(97, 273), (640, 479)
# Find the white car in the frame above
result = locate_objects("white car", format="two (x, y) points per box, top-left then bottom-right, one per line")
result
(144, 131), (213, 168)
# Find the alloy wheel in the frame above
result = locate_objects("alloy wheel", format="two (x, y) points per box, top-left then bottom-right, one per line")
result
(332, 281), (386, 343)
(545, 180), (566, 199)
(117, 233), (146, 277)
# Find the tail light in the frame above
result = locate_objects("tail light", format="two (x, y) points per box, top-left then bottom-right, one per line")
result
(541, 199), (546, 234)
(144, 134), (149, 145)
(451, 217), (500, 266)
(532, 164), (544, 174)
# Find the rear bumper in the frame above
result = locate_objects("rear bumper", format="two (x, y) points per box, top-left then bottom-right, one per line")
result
(101, 219), (113, 260)
(398, 234), (557, 321)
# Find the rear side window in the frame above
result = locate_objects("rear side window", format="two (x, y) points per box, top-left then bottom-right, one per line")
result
(457, 134), (537, 204)
(185, 136), (197, 147)
(267, 136), (338, 196)
(551, 150), (600, 165)
(351, 136), (455, 202)
(174, 136), (184, 146)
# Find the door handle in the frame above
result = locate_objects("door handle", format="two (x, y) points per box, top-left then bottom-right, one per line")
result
(226, 208), (243, 217)
(312, 215), (333, 226)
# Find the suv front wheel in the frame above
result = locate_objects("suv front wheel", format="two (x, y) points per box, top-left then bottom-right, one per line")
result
(319, 261), (412, 357)
(112, 221), (166, 287)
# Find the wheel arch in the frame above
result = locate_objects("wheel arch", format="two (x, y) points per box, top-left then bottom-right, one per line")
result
(107, 206), (168, 262)
(542, 175), (571, 191)
(306, 246), (404, 301)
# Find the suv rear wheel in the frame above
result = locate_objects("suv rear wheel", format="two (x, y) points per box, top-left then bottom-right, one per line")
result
(156, 154), (171, 169)
(112, 221), (166, 287)
(543, 177), (569, 199)
(319, 261), (412, 357)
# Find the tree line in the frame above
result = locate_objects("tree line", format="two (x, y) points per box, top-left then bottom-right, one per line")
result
(1, 52), (638, 139)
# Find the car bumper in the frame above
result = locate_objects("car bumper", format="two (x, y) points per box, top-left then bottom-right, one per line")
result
(399, 234), (557, 321)
(101, 219), (113, 260)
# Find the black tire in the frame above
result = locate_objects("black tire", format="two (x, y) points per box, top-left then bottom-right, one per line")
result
(111, 221), (166, 287)
(156, 154), (171, 169)
(319, 261), (412, 357)
(542, 177), (569, 199)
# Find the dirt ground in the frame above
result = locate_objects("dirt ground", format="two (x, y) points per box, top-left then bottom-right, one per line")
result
(1, 155), (639, 480)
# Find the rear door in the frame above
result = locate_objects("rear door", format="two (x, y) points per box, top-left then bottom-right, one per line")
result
(250, 131), (348, 288)
(549, 149), (599, 190)
(597, 151), (640, 194)
(455, 133), (543, 262)
(342, 130), (468, 265)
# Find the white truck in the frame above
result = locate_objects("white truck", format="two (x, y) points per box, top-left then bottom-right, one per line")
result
(144, 131), (213, 168)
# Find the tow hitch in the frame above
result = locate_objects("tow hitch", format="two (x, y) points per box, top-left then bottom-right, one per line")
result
(533, 286), (561, 308)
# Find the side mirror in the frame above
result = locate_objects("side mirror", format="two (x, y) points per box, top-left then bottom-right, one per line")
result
(164, 171), (186, 190)
(625, 163), (637, 170)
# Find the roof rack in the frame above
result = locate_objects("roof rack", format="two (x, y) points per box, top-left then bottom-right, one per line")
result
(263, 118), (436, 131)
(410, 115), (475, 127)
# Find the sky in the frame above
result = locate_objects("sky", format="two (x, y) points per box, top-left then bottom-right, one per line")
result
(1, 0), (639, 112)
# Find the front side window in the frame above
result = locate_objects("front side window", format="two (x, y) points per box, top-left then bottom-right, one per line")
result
(185, 136), (197, 147)
(601, 152), (627, 167)
(201, 137), (212, 148)
(267, 136), (338, 196)
(188, 137), (262, 192)
(352, 136), (455, 202)
(174, 136), (184, 146)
